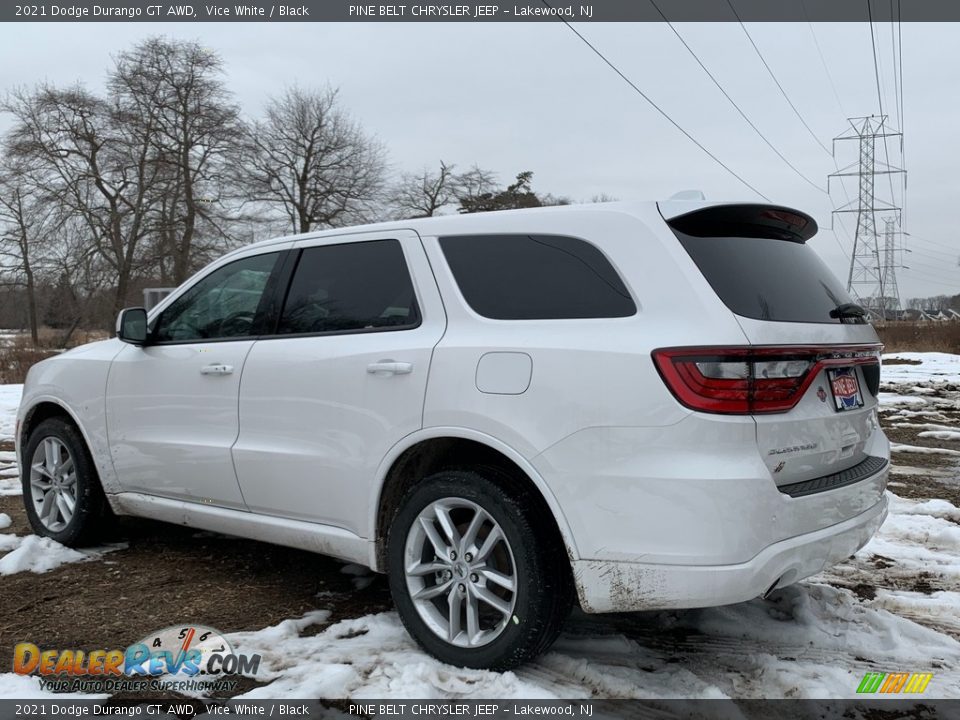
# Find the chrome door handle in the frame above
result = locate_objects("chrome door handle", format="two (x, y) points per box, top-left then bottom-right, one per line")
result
(200, 363), (234, 376)
(367, 361), (413, 376)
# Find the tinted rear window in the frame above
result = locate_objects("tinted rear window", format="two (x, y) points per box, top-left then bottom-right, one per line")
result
(439, 234), (636, 320)
(674, 231), (855, 324)
(277, 240), (420, 335)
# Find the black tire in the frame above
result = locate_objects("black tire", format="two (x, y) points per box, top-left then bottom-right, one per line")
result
(21, 417), (112, 547)
(387, 467), (572, 670)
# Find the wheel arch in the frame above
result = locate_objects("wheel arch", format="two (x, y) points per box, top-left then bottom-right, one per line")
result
(19, 398), (88, 453)
(369, 428), (579, 572)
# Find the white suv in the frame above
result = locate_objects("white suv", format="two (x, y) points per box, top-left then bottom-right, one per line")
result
(16, 201), (889, 669)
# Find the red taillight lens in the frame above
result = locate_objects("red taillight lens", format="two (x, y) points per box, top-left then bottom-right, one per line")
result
(652, 345), (881, 414)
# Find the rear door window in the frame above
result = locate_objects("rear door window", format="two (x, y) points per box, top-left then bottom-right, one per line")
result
(277, 239), (420, 335)
(439, 234), (636, 320)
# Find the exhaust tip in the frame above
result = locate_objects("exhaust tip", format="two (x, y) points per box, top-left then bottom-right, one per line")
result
(762, 576), (783, 600)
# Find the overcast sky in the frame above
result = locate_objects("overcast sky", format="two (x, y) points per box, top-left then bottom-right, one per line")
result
(0, 21), (956, 301)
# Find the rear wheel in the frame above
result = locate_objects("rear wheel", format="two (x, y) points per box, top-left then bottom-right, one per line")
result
(22, 417), (111, 546)
(387, 468), (571, 670)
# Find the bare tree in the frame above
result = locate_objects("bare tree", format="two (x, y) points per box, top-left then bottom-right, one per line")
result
(0, 158), (61, 343)
(241, 86), (388, 234)
(455, 164), (498, 207)
(3, 83), (162, 316)
(390, 161), (460, 218)
(111, 38), (243, 284)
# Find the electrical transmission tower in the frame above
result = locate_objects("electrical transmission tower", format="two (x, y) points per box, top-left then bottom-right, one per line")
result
(881, 218), (902, 316)
(828, 116), (904, 317)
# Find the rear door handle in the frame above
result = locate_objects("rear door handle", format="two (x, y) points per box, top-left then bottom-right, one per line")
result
(367, 361), (413, 376)
(200, 363), (234, 376)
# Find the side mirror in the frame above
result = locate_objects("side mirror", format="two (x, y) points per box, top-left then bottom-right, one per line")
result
(116, 307), (149, 346)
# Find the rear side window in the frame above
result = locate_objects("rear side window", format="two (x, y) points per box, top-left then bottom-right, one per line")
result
(277, 240), (420, 335)
(674, 231), (855, 324)
(439, 234), (636, 320)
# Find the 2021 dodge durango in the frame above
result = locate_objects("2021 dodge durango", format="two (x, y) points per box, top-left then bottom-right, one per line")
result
(16, 200), (890, 669)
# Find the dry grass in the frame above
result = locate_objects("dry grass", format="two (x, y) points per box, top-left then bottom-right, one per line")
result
(0, 328), (110, 384)
(875, 322), (960, 354)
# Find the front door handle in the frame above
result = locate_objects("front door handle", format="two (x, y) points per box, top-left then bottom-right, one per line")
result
(367, 361), (413, 376)
(200, 363), (234, 376)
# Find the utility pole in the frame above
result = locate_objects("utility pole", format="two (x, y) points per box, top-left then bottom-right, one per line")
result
(828, 116), (905, 318)
(882, 217), (902, 317)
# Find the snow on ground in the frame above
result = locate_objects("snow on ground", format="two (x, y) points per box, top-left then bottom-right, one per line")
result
(0, 672), (108, 700)
(225, 571), (960, 699)
(0, 384), (21, 443)
(882, 352), (960, 383)
(0, 451), (19, 497)
(920, 430), (960, 441)
(890, 442), (960, 456)
(0, 535), (126, 575)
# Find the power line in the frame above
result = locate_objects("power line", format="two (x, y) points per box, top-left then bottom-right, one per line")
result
(648, 0), (827, 194)
(907, 233), (958, 253)
(907, 256), (959, 273)
(867, 0), (900, 224)
(897, 0), (907, 230)
(802, 2), (847, 119)
(889, 0), (901, 131)
(726, 0), (832, 156)
(542, 2), (770, 200)
(728, 0), (865, 273)
(899, 269), (960, 289)
(910, 249), (958, 264)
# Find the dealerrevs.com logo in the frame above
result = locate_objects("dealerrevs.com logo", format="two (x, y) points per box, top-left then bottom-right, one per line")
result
(13, 625), (261, 693)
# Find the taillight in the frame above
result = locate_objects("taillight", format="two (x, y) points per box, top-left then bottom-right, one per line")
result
(652, 345), (881, 414)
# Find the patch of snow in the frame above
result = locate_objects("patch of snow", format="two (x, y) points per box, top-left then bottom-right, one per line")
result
(0, 513), (10, 530)
(0, 534), (19, 552)
(0, 535), (88, 575)
(890, 442), (960, 456)
(870, 590), (960, 636)
(0, 535), (126, 575)
(0, 384), (22, 443)
(889, 464), (953, 478)
(0, 671), (109, 699)
(883, 408), (952, 421)
(878, 393), (928, 407)
(0, 478), (21, 496)
(890, 422), (960, 432)
(883, 352), (960, 383)
(893, 498), (960, 523)
(919, 430), (960, 441)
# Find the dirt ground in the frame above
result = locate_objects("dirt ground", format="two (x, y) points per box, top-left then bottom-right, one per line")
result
(1, 380), (959, 697)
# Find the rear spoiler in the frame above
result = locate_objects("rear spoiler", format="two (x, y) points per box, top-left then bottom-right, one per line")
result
(662, 203), (818, 243)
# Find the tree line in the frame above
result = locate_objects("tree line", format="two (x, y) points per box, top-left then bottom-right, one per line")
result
(0, 37), (575, 339)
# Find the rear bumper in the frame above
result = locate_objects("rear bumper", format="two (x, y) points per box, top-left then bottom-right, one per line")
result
(572, 493), (888, 613)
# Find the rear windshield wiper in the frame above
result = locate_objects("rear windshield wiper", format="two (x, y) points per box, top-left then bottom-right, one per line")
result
(829, 303), (867, 321)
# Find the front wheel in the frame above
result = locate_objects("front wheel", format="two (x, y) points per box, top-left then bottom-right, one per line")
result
(22, 417), (111, 546)
(387, 469), (571, 670)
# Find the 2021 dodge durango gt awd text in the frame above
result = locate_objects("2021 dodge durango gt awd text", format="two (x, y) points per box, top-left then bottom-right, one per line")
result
(16, 200), (890, 670)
